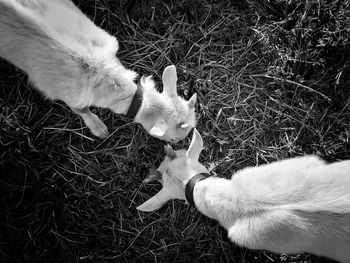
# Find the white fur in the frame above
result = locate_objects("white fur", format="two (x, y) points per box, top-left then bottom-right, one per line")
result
(138, 129), (350, 263)
(0, 0), (197, 141)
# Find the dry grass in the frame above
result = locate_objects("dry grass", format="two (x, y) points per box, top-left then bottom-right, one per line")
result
(1, 0), (349, 262)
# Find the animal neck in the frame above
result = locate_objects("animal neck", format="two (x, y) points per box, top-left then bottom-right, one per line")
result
(185, 173), (211, 207)
(125, 82), (143, 119)
(192, 176), (264, 229)
(94, 63), (139, 115)
(104, 82), (137, 115)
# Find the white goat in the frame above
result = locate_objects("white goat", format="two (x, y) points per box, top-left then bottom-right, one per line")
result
(0, 0), (197, 141)
(138, 129), (350, 263)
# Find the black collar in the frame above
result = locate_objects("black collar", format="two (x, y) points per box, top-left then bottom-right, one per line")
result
(185, 173), (211, 207)
(125, 83), (143, 119)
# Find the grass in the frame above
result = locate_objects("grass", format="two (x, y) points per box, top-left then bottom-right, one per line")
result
(0, 0), (349, 262)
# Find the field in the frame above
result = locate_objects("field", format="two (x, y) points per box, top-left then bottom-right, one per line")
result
(1, 0), (349, 262)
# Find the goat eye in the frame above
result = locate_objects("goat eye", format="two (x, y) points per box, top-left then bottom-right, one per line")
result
(155, 170), (162, 179)
(166, 168), (172, 176)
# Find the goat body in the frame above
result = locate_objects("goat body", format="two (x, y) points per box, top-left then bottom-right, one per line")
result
(0, 0), (197, 141)
(194, 156), (350, 262)
(0, 0), (137, 138)
(138, 129), (350, 262)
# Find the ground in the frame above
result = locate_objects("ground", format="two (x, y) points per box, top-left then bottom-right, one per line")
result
(0, 0), (349, 262)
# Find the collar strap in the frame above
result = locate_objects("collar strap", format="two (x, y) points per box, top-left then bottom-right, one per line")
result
(185, 173), (211, 207)
(125, 82), (143, 119)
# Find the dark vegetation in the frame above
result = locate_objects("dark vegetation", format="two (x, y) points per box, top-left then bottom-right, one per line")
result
(1, 0), (349, 262)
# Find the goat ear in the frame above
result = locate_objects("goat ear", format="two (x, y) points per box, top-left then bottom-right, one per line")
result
(149, 120), (167, 137)
(162, 65), (177, 97)
(137, 188), (170, 212)
(188, 93), (197, 108)
(186, 128), (203, 160)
